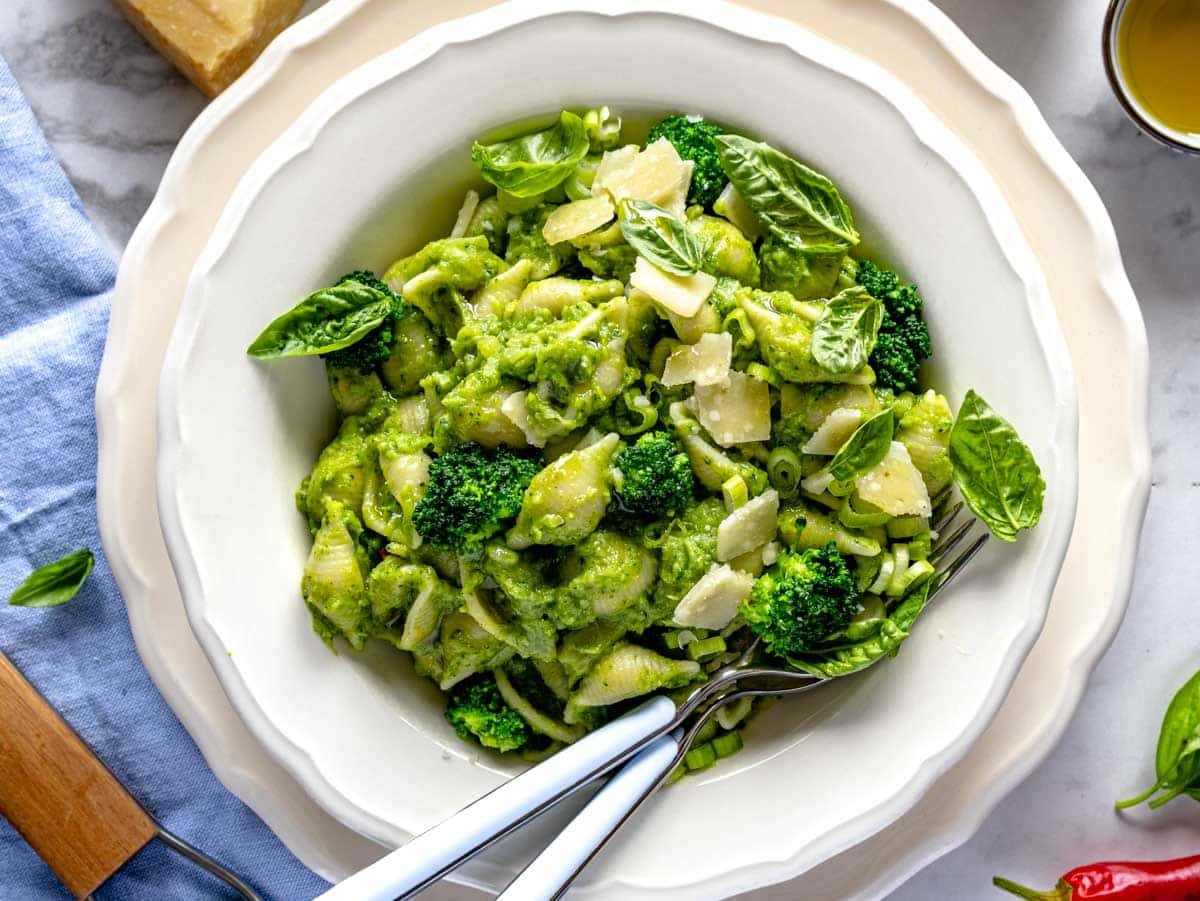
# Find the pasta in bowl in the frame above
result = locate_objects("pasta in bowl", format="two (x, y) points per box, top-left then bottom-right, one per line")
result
(246, 107), (1047, 769)
(157, 5), (1076, 894)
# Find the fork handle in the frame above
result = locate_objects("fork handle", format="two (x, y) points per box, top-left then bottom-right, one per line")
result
(316, 695), (676, 901)
(498, 733), (681, 901)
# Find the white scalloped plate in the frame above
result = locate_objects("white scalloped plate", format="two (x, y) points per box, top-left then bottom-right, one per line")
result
(95, 0), (1149, 898)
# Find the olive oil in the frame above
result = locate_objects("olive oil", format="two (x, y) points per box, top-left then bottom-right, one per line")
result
(1117, 0), (1200, 137)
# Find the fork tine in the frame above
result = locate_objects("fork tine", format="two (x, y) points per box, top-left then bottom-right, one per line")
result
(930, 533), (988, 597)
(932, 500), (964, 535)
(929, 486), (955, 522)
(930, 518), (978, 562)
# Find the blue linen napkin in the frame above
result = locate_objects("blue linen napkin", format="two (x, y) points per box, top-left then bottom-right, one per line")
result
(0, 56), (330, 901)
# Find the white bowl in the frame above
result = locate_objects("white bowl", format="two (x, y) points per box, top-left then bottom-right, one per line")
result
(157, 1), (1078, 896)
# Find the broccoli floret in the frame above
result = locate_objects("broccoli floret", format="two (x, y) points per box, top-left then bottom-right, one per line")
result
(411, 442), (540, 554)
(611, 432), (694, 521)
(647, 115), (727, 207)
(322, 271), (406, 373)
(856, 260), (932, 393)
(742, 543), (861, 657)
(444, 675), (529, 752)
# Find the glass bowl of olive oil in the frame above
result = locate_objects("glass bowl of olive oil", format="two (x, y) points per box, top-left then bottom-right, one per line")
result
(1103, 0), (1200, 152)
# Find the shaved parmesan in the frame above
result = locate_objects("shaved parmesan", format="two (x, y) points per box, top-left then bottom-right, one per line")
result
(661, 332), (733, 388)
(450, 189), (479, 238)
(629, 256), (715, 319)
(591, 145), (639, 196)
(803, 408), (865, 455)
(541, 195), (615, 244)
(594, 139), (693, 216)
(762, 541), (781, 566)
(500, 390), (547, 448)
(801, 469), (835, 495)
(673, 564), (755, 630)
(695, 371), (771, 446)
(714, 182), (763, 239)
(717, 489), (780, 561)
(855, 441), (932, 517)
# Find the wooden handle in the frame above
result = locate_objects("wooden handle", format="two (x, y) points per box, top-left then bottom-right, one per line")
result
(0, 652), (157, 898)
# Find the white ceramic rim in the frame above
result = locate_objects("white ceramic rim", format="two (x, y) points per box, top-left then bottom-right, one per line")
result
(154, 0), (1077, 895)
(94, 0), (1150, 896)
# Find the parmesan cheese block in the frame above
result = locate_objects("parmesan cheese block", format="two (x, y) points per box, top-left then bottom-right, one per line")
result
(695, 371), (771, 446)
(113, 0), (306, 97)
(673, 565), (755, 630)
(629, 257), (716, 319)
(541, 196), (615, 244)
(717, 489), (780, 561)
(856, 441), (933, 517)
(661, 332), (732, 387)
(802, 408), (864, 455)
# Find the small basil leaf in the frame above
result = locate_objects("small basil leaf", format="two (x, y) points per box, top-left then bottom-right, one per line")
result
(470, 111), (590, 198)
(715, 134), (859, 252)
(247, 277), (393, 359)
(787, 580), (929, 678)
(811, 287), (882, 374)
(829, 409), (894, 482)
(8, 549), (94, 608)
(618, 199), (702, 276)
(949, 390), (1045, 542)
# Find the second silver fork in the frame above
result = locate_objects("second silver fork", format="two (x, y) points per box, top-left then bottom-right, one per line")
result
(498, 506), (988, 901)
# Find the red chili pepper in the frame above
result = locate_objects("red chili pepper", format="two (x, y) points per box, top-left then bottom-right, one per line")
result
(994, 853), (1200, 900)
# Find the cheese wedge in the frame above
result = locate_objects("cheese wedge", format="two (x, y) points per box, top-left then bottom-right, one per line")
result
(113, 0), (306, 97)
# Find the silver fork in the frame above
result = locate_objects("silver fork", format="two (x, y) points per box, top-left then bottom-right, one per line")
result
(317, 495), (984, 901)
(497, 499), (987, 901)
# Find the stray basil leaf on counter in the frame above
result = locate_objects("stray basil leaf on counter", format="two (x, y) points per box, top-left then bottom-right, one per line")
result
(829, 408), (894, 482)
(811, 286), (883, 374)
(8, 549), (94, 608)
(1118, 667), (1200, 810)
(949, 390), (1045, 541)
(471, 111), (590, 198)
(714, 133), (859, 253)
(618, 199), (703, 276)
(246, 276), (393, 359)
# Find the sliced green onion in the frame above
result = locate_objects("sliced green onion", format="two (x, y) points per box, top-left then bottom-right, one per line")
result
(712, 731), (744, 759)
(767, 447), (802, 498)
(839, 495), (890, 529)
(887, 515), (925, 539)
(908, 529), (932, 561)
(827, 478), (856, 498)
(868, 552), (895, 595)
(684, 742), (718, 771)
(687, 636), (727, 661)
(722, 474), (749, 511)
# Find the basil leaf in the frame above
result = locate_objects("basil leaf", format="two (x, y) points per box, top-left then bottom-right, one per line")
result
(811, 287), (883, 374)
(949, 390), (1045, 542)
(714, 134), (859, 252)
(247, 277), (393, 359)
(618, 199), (702, 275)
(829, 409), (894, 482)
(470, 111), (590, 198)
(8, 549), (94, 608)
(1118, 667), (1200, 810)
(787, 580), (930, 678)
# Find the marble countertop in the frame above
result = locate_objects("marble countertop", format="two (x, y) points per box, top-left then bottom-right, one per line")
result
(2, 1), (1198, 898)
